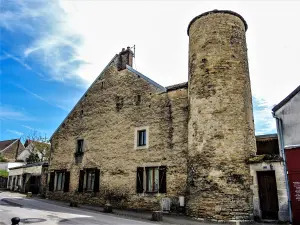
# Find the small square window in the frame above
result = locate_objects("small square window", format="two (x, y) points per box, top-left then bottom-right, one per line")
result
(77, 139), (84, 154)
(137, 130), (146, 147)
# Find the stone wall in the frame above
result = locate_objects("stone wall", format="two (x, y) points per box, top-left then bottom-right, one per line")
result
(49, 59), (189, 210)
(250, 162), (289, 221)
(186, 11), (256, 221)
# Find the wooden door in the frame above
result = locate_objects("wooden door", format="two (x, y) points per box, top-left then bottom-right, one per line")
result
(257, 171), (279, 220)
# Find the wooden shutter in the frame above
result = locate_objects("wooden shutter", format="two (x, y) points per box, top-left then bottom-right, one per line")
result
(49, 172), (55, 192)
(159, 166), (167, 193)
(78, 170), (84, 192)
(64, 171), (70, 192)
(136, 167), (144, 193)
(93, 169), (100, 192)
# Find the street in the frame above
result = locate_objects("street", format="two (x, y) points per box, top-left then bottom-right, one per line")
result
(0, 191), (161, 225)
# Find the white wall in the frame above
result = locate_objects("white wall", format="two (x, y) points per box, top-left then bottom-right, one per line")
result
(0, 162), (25, 171)
(275, 91), (300, 147)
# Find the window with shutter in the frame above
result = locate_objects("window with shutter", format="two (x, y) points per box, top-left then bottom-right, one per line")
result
(136, 166), (167, 194)
(136, 167), (144, 193)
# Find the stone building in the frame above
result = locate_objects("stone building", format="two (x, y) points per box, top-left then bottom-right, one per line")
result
(249, 134), (289, 222)
(48, 10), (256, 222)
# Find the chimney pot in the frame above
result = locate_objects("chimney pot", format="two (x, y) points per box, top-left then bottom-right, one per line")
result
(117, 47), (134, 71)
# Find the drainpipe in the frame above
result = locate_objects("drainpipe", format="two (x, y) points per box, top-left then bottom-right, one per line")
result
(273, 112), (292, 223)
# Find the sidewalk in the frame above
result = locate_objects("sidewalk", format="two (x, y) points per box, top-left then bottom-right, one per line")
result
(0, 191), (283, 225)
(33, 197), (282, 225)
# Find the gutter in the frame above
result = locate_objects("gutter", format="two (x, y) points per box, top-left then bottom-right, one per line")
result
(272, 112), (293, 223)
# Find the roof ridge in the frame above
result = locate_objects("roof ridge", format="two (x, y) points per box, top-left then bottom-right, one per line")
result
(272, 85), (300, 112)
(126, 65), (166, 92)
(50, 54), (118, 140)
(0, 139), (18, 152)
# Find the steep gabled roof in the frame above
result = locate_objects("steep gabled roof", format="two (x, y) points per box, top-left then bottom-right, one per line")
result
(50, 55), (118, 140)
(0, 139), (17, 151)
(50, 53), (188, 140)
(126, 65), (166, 92)
(272, 85), (300, 112)
(166, 82), (188, 91)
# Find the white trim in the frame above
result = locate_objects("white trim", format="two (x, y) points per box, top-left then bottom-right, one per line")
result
(284, 144), (300, 150)
(134, 126), (149, 150)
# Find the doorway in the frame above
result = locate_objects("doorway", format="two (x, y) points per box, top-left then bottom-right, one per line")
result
(257, 171), (279, 220)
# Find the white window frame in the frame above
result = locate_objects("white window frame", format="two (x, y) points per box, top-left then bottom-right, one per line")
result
(134, 126), (149, 149)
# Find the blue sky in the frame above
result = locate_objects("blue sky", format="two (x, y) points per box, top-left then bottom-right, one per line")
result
(1, 1), (299, 141)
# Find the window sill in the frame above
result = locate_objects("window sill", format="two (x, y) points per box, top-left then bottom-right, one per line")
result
(137, 192), (166, 197)
(135, 146), (148, 150)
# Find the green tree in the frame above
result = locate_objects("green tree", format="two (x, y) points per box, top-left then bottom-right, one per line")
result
(26, 152), (41, 164)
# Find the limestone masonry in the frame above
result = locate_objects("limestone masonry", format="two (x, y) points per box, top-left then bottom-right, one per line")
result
(48, 10), (256, 221)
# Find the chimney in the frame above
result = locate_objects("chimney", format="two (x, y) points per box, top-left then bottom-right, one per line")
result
(117, 47), (134, 71)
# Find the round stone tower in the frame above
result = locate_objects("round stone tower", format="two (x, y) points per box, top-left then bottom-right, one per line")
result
(187, 10), (256, 221)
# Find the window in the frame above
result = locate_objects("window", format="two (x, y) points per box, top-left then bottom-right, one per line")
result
(136, 166), (166, 194)
(78, 168), (100, 192)
(49, 170), (70, 192)
(86, 169), (95, 191)
(55, 171), (64, 191)
(135, 95), (141, 105)
(135, 127), (149, 149)
(76, 139), (84, 155)
(146, 167), (159, 192)
(138, 130), (146, 147)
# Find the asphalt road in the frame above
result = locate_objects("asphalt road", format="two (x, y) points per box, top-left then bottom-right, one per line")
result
(0, 192), (159, 225)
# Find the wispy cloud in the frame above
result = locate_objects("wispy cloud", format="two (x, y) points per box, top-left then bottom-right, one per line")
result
(253, 96), (276, 135)
(0, 51), (44, 78)
(14, 84), (68, 111)
(0, 105), (33, 121)
(7, 129), (24, 136)
(0, 0), (87, 84)
(22, 125), (34, 130)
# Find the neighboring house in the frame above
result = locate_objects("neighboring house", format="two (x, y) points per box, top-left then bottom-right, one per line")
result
(48, 10), (257, 222)
(8, 162), (48, 195)
(0, 139), (25, 162)
(17, 139), (50, 162)
(0, 139), (25, 187)
(272, 85), (300, 224)
(249, 134), (289, 222)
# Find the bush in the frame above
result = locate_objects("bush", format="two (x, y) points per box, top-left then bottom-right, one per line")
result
(0, 169), (8, 178)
